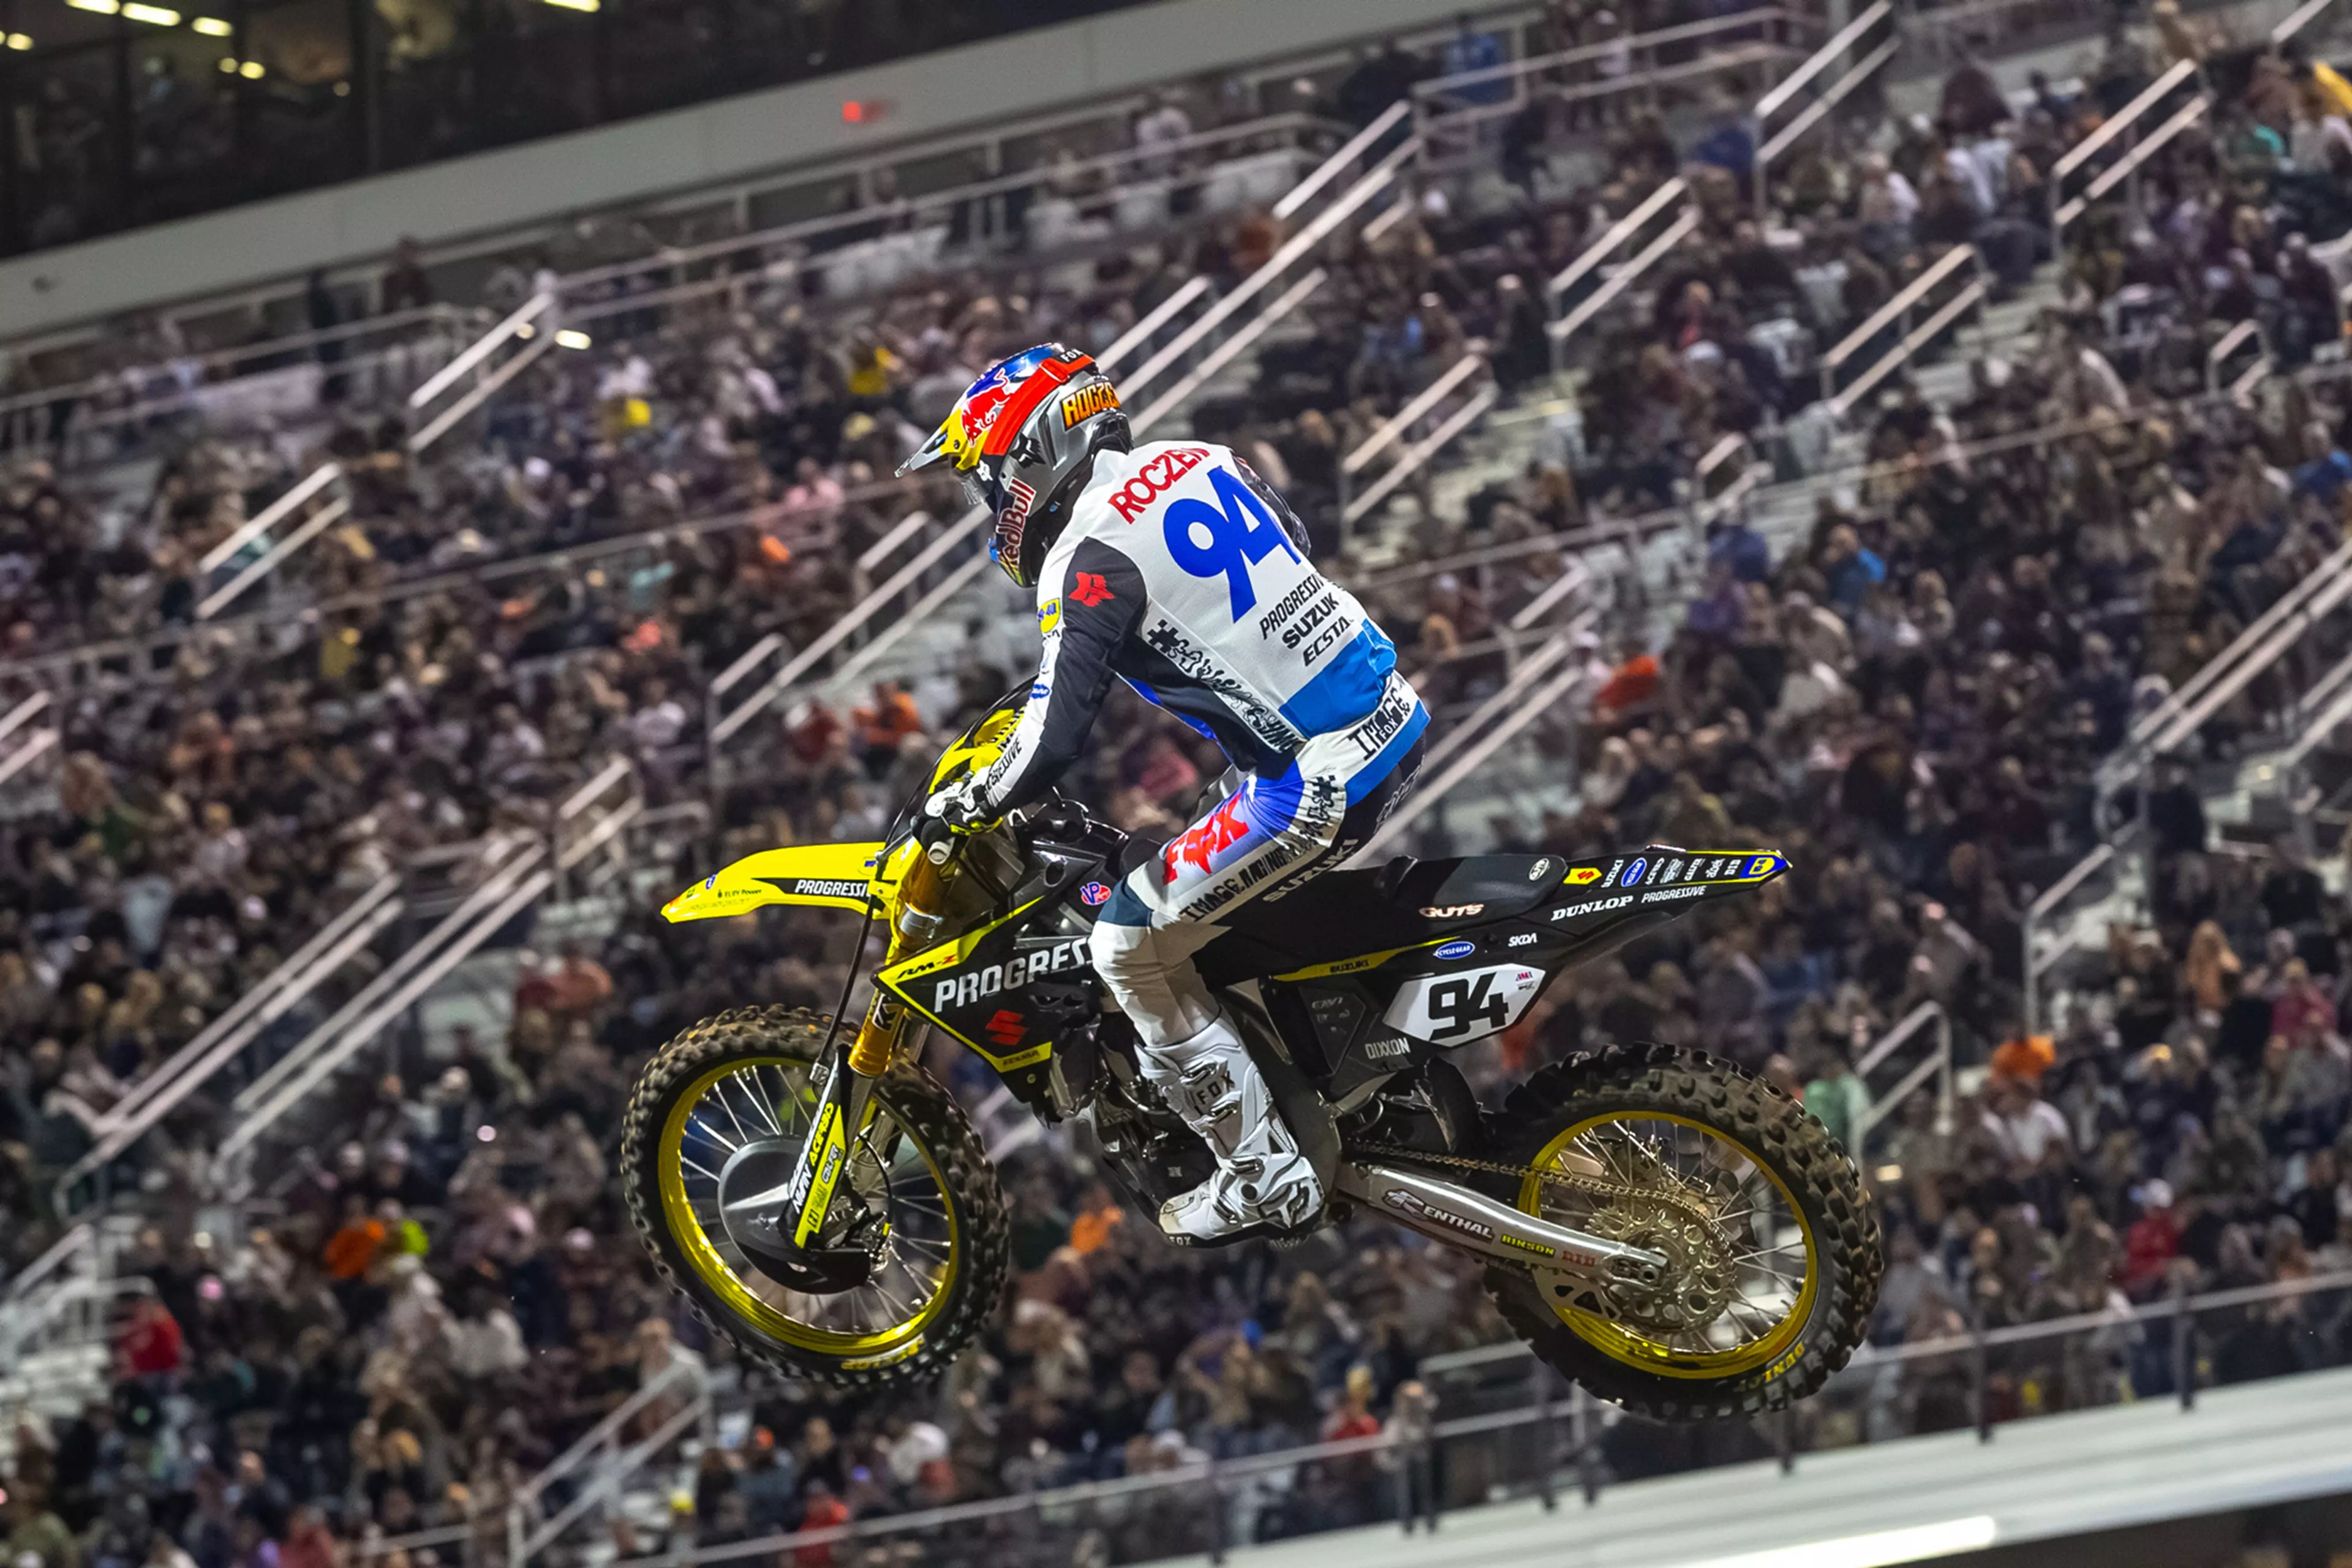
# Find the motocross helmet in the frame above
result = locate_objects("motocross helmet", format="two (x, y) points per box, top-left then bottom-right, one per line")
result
(897, 343), (1130, 589)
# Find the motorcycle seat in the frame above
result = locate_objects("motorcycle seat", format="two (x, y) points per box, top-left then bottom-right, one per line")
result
(1199, 853), (1568, 982)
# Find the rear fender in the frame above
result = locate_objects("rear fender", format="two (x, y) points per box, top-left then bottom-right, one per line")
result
(660, 842), (886, 922)
(1539, 845), (1789, 968)
(1550, 845), (1787, 912)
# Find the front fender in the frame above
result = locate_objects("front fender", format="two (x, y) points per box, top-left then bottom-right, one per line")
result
(660, 842), (885, 922)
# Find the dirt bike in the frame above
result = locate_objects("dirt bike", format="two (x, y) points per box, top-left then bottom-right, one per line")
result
(620, 707), (1881, 1419)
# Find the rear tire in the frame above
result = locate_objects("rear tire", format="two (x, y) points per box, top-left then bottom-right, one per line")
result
(620, 1006), (1009, 1391)
(1479, 1042), (1880, 1420)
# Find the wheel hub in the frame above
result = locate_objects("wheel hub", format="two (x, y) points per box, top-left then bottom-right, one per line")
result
(1575, 1196), (1736, 1333)
(716, 1140), (876, 1293)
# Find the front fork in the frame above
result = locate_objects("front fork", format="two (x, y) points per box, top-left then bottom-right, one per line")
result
(774, 834), (961, 1251)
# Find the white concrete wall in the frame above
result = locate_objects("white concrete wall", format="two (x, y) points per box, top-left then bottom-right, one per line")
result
(0, 0), (1480, 339)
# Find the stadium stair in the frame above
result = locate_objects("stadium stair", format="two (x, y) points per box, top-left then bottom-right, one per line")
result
(0, 1214), (149, 1473)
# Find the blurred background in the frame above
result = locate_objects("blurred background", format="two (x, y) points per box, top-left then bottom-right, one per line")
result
(7, 0), (2352, 1563)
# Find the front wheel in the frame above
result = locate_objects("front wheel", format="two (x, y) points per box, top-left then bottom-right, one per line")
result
(620, 1006), (1009, 1390)
(1480, 1043), (1881, 1420)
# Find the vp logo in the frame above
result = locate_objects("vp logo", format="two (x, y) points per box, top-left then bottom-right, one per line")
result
(1164, 466), (1300, 620)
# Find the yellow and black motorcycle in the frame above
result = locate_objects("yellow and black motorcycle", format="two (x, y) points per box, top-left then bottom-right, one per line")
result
(620, 708), (1881, 1417)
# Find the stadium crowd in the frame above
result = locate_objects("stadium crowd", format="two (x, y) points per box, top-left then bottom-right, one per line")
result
(6, 6), (2352, 1567)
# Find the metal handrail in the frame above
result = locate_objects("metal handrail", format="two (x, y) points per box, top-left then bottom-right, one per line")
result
(1752, 0), (1896, 209)
(1548, 177), (1686, 300)
(1, 337), (470, 469)
(1547, 206), (1701, 344)
(1099, 276), (1213, 365)
(1826, 276), (1987, 419)
(226, 838), (544, 1119)
(1343, 382), (1501, 529)
(1373, 351), (2351, 614)
(2152, 569), (2352, 756)
(51, 872), (407, 1213)
(216, 862), (551, 1174)
(409, 291), (556, 411)
(5, 0), (1515, 361)
(1414, 42), (1803, 174)
(0, 1224), (90, 1303)
(0, 692), (51, 748)
(2054, 92), (2209, 230)
(408, 332), (558, 454)
(516, 1362), (702, 1509)
(2274, 0), (2340, 41)
(0, 302), (477, 422)
(1128, 138), (1414, 399)
(216, 774), (641, 1173)
(353, 1524), (474, 1564)
(0, 470), (902, 688)
(1424, 1265), (2352, 1382)
(1273, 102), (1408, 219)
(2116, 539), (2352, 763)
(205, 289), (558, 612)
(198, 464), (344, 574)
(644, 1266), (2352, 1568)
(1754, 0), (1890, 118)
(516, 1397), (705, 1563)
(1343, 354), (1490, 477)
(2206, 315), (2271, 398)
(0, 725), (60, 789)
(2283, 662), (2352, 767)
(1852, 1000), (1953, 1148)
(1755, 36), (1897, 169)
(1412, 6), (1797, 105)
(1820, 244), (1978, 386)
(1127, 269), (1330, 432)
(0, 1275), (155, 1365)
(561, 111), (1344, 296)
(197, 496), (352, 621)
(2022, 837), (2127, 1034)
(2051, 59), (2199, 183)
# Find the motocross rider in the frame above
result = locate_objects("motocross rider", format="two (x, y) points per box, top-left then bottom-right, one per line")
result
(901, 344), (1427, 1243)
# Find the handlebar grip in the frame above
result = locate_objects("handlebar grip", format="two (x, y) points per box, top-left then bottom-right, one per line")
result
(915, 811), (959, 862)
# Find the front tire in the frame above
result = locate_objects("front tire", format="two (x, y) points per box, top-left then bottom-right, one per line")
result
(1480, 1043), (1880, 1420)
(620, 1006), (1009, 1390)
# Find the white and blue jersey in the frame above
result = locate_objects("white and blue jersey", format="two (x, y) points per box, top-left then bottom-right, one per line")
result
(963, 440), (1427, 928)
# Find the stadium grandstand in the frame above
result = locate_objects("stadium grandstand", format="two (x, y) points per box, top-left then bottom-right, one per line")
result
(6, 0), (2352, 1564)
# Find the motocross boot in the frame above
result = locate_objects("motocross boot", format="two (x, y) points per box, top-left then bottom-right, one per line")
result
(1136, 1011), (1323, 1242)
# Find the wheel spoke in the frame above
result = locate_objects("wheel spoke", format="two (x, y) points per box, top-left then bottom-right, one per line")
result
(689, 1110), (739, 1156)
(736, 1072), (785, 1137)
(712, 1084), (752, 1149)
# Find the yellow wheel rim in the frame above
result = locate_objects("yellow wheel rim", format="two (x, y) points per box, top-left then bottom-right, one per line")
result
(657, 1055), (958, 1357)
(1518, 1111), (1817, 1379)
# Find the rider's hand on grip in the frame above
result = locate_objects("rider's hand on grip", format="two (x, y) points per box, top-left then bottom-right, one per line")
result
(921, 785), (997, 858)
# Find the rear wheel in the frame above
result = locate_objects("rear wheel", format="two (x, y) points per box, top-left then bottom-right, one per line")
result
(1480, 1043), (1880, 1420)
(620, 1006), (1008, 1390)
